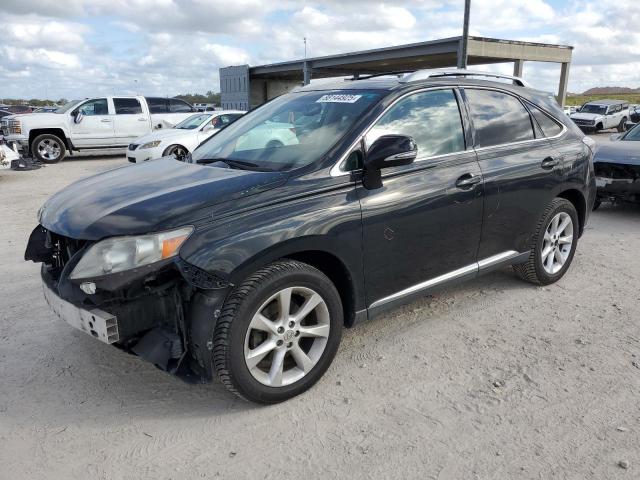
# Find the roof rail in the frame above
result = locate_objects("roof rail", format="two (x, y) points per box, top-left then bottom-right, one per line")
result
(399, 69), (532, 88)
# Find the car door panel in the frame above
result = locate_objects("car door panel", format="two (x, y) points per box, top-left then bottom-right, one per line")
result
(112, 98), (149, 146)
(69, 98), (114, 147)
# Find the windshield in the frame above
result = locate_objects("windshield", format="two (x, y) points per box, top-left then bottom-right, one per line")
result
(580, 104), (607, 115)
(622, 123), (640, 141)
(55, 100), (82, 114)
(191, 90), (383, 171)
(175, 113), (212, 130)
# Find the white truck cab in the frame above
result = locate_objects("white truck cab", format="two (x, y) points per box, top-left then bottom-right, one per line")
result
(0, 96), (197, 163)
(570, 99), (630, 133)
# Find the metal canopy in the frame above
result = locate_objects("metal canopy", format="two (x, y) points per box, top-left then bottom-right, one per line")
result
(249, 36), (573, 80)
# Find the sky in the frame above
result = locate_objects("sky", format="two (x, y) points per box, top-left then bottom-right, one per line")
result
(0, 0), (638, 101)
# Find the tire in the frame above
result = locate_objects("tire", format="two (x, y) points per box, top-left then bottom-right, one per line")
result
(31, 134), (66, 163)
(595, 123), (603, 132)
(513, 198), (579, 285)
(164, 144), (188, 161)
(212, 260), (343, 403)
(592, 198), (601, 211)
(617, 117), (628, 133)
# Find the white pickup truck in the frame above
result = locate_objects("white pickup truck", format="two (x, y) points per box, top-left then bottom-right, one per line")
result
(569, 99), (630, 133)
(0, 96), (197, 163)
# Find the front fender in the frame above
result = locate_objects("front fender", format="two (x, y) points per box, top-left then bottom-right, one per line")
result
(178, 182), (365, 310)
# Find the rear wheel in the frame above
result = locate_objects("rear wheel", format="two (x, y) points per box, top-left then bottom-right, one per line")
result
(212, 260), (343, 403)
(513, 198), (579, 285)
(31, 134), (66, 163)
(617, 117), (628, 133)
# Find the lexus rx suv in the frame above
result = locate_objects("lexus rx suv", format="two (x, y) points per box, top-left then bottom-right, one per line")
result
(25, 72), (596, 403)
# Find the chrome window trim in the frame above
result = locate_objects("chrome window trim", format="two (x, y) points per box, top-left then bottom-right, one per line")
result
(330, 84), (568, 177)
(369, 250), (520, 309)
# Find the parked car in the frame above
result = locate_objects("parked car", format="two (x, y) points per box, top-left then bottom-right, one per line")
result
(32, 107), (60, 113)
(1, 96), (197, 163)
(0, 109), (13, 119)
(0, 143), (19, 169)
(629, 105), (640, 124)
(127, 111), (244, 163)
(592, 123), (640, 209)
(570, 100), (630, 133)
(25, 72), (595, 403)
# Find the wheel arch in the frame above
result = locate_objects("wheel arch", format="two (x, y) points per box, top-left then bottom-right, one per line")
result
(557, 189), (586, 236)
(29, 128), (71, 152)
(223, 238), (362, 328)
(162, 143), (189, 157)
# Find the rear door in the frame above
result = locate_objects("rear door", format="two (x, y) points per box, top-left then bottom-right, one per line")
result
(69, 98), (114, 147)
(463, 88), (564, 260)
(112, 98), (149, 146)
(358, 88), (484, 311)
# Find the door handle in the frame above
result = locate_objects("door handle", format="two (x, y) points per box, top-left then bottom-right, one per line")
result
(541, 157), (560, 169)
(100, 119), (111, 123)
(455, 173), (482, 189)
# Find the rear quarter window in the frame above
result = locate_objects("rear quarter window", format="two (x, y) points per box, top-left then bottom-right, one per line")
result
(527, 103), (564, 138)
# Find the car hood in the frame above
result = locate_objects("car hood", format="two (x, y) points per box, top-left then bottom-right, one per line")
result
(594, 141), (640, 165)
(133, 128), (201, 146)
(39, 158), (288, 240)
(571, 113), (603, 121)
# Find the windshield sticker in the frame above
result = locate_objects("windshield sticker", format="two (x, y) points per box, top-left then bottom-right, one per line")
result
(316, 94), (362, 104)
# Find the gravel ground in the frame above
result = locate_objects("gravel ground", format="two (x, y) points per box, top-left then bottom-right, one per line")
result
(1, 134), (639, 479)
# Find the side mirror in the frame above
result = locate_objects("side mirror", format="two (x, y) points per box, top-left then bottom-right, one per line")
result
(202, 124), (216, 132)
(73, 111), (83, 124)
(365, 134), (418, 170)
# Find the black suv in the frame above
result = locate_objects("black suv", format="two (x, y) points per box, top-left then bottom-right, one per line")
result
(25, 72), (596, 403)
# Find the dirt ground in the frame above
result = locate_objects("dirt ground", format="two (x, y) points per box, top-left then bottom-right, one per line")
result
(1, 134), (639, 479)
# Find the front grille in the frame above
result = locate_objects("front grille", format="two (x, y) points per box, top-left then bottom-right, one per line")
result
(128, 143), (139, 151)
(128, 156), (136, 163)
(572, 119), (594, 126)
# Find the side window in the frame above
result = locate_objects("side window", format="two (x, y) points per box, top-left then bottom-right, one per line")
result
(527, 103), (564, 138)
(464, 89), (535, 147)
(169, 99), (194, 113)
(78, 98), (108, 116)
(146, 97), (168, 113)
(114, 98), (142, 115)
(365, 89), (466, 159)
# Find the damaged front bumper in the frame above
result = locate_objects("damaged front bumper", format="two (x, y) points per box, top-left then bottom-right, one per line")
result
(595, 161), (640, 203)
(27, 224), (230, 382)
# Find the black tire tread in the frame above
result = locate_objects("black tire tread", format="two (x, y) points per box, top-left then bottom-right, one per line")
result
(212, 259), (328, 401)
(513, 198), (575, 285)
(31, 133), (66, 164)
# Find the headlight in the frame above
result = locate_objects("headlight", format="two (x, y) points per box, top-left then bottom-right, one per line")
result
(140, 140), (162, 149)
(69, 227), (193, 280)
(7, 119), (21, 134)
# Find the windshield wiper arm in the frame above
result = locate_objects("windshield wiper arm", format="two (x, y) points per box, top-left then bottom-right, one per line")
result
(195, 158), (273, 171)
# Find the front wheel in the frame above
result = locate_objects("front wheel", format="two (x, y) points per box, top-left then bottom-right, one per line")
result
(617, 117), (628, 133)
(212, 260), (343, 403)
(513, 198), (579, 285)
(164, 144), (189, 161)
(31, 134), (66, 163)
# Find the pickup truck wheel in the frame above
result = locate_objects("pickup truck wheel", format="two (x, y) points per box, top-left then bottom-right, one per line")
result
(164, 144), (188, 161)
(212, 260), (343, 403)
(31, 134), (66, 163)
(617, 117), (628, 133)
(513, 198), (579, 285)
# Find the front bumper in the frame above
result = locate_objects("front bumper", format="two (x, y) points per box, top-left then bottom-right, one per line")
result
(127, 145), (164, 163)
(43, 281), (119, 344)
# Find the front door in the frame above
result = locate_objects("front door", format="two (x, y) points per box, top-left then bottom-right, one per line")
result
(357, 88), (484, 311)
(112, 98), (149, 146)
(69, 98), (114, 147)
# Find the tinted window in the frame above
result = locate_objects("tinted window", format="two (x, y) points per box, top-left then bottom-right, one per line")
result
(114, 98), (142, 115)
(465, 89), (534, 147)
(146, 97), (168, 113)
(169, 99), (194, 112)
(78, 98), (108, 116)
(528, 103), (563, 138)
(365, 89), (466, 159)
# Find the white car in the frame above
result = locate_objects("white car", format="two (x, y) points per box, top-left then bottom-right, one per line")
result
(570, 100), (630, 133)
(127, 111), (244, 163)
(0, 143), (19, 169)
(0, 96), (198, 163)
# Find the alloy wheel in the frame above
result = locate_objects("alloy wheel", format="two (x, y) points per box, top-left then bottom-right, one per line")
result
(541, 211), (573, 275)
(243, 286), (330, 387)
(37, 139), (61, 161)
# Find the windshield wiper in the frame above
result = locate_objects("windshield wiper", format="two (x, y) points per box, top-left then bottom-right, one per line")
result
(195, 158), (273, 171)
